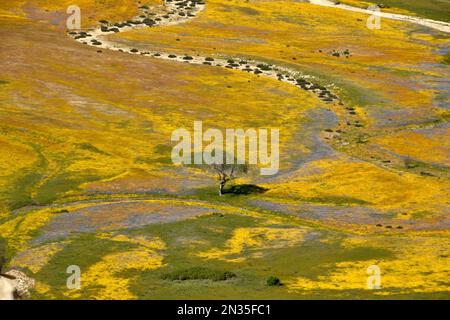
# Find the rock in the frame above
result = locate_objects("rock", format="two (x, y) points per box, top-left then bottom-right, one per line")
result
(143, 18), (155, 26)
(2, 270), (35, 300)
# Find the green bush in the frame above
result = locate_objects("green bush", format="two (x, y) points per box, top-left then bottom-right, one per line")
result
(256, 64), (272, 71)
(442, 53), (450, 65)
(266, 276), (282, 287)
(162, 267), (236, 281)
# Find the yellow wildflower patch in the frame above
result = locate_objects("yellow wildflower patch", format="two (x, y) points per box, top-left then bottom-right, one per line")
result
(197, 227), (307, 262)
(374, 128), (450, 166)
(287, 236), (450, 294)
(9, 241), (68, 273)
(66, 234), (166, 300)
(264, 158), (449, 212)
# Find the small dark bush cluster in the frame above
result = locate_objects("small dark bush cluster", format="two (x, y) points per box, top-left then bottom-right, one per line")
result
(256, 64), (272, 71)
(162, 267), (236, 281)
(266, 276), (282, 287)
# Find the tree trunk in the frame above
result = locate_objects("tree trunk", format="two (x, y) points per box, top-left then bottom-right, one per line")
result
(219, 180), (226, 196)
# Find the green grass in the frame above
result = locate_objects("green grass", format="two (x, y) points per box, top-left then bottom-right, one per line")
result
(74, 143), (109, 155)
(34, 172), (102, 205)
(442, 53), (450, 65)
(4, 146), (47, 210)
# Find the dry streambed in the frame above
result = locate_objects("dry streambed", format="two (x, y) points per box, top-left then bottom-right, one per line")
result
(32, 200), (222, 244)
(68, 0), (340, 104)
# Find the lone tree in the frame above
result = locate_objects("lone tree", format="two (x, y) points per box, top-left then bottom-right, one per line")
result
(212, 163), (248, 196)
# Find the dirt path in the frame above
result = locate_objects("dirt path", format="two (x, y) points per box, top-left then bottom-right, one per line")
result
(309, 0), (450, 33)
(68, 0), (340, 104)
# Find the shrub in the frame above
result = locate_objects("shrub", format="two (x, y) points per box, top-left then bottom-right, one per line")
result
(257, 64), (272, 71)
(266, 276), (282, 286)
(443, 54), (450, 65)
(162, 267), (236, 281)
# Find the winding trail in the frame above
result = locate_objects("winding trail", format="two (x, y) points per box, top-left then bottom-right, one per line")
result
(67, 0), (450, 108)
(68, 0), (341, 104)
(309, 0), (450, 33)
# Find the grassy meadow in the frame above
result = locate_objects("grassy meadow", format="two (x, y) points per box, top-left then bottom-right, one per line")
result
(0, 0), (449, 299)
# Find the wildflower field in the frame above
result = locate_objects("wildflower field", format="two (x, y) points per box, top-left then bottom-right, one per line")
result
(0, 0), (449, 299)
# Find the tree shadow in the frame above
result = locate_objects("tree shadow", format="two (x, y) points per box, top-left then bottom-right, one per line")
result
(226, 184), (268, 195)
